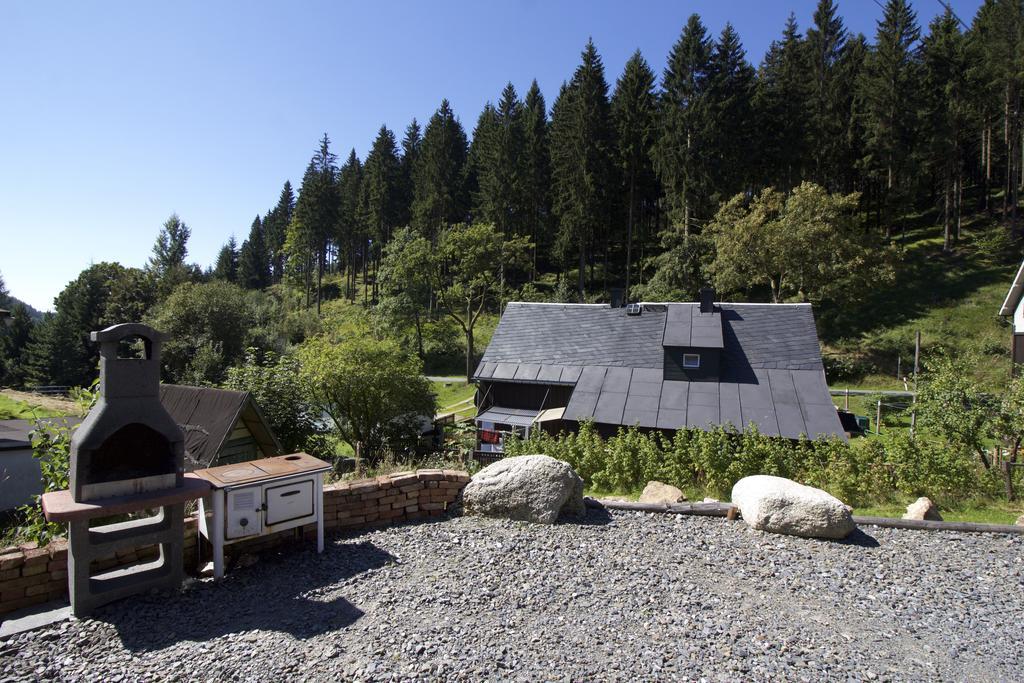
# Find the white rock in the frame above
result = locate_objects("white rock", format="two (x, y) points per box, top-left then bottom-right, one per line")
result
(702, 497), (720, 504)
(903, 497), (943, 521)
(638, 481), (686, 505)
(1016, 514), (1024, 527)
(462, 455), (585, 524)
(731, 475), (855, 539)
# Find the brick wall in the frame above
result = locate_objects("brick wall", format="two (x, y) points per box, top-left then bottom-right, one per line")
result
(0, 469), (469, 616)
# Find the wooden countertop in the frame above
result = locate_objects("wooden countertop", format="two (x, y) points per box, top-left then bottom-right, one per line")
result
(191, 452), (331, 488)
(42, 475), (211, 522)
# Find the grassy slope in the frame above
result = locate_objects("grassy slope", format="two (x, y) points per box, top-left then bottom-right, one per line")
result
(0, 394), (65, 420)
(822, 212), (1018, 390)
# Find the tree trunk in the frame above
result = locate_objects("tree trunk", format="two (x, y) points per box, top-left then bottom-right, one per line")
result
(465, 301), (475, 382)
(577, 245), (585, 303)
(1004, 439), (1019, 502)
(414, 311), (424, 359)
(943, 170), (952, 253)
(625, 172), (635, 303)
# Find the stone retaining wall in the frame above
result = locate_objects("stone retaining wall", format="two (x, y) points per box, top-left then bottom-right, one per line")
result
(0, 468), (469, 616)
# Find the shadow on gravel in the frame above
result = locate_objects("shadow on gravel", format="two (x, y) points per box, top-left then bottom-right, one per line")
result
(835, 528), (880, 548)
(563, 507), (614, 526)
(93, 540), (395, 651)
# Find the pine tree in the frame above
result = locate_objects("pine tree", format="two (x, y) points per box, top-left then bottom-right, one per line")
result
(706, 23), (756, 202)
(861, 0), (922, 235)
(923, 8), (970, 250)
(359, 125), (402, 303)
(148, 213), (192, 297)
(481, 83), (528, 240)
(397, 119), (421, 228)
(549, 39), (614, 300)
(654, 15), (714, 233)
(238, 216), (270, 289)
(213, 236), (239, 282)
(806, 0), (849, 188)
(413, 99), (469, 238)
(338, 150), (363, 301)
(289, 134), (340, 313)
(466, 103), (499, 219)
(753, 14), (811, 190)
(264, 181), (294, 283)
(611, 50), (658, 300)
(522, 80), (551, 278)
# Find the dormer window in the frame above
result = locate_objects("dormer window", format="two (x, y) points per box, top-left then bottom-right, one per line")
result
(682, 353), (701, 369)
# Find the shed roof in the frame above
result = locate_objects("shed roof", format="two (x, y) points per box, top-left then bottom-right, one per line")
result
(473, 302), (843, 440)
(159, 384), (283, 469)
(999, 259), (1024, 316)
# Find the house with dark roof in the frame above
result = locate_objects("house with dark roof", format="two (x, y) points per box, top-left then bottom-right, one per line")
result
(159, 385), (282, 470)
(999, 259), (1024, 367)
(471, 290), (844, 459)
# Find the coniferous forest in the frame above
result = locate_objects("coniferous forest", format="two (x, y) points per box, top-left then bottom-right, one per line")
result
(3, 0), (1024, 393)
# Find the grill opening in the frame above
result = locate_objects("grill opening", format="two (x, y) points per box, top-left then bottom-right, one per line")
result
(83, 422), (176, 485)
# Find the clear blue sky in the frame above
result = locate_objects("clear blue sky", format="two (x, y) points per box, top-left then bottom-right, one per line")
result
(0, 0), (981, 312)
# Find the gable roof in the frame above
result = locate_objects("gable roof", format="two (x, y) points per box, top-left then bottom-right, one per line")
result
(159, 384), (282, 469)
(999, 259), (1024, 316)
(474, 302), (843, 440)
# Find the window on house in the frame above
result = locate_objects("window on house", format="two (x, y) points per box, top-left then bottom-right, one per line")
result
(683, 353), (701, 369)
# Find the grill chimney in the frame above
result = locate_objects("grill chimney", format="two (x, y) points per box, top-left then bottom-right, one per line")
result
(699, 286), (716, 314)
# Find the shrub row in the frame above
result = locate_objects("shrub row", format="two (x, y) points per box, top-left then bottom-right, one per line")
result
(504, 422), (1004, 506)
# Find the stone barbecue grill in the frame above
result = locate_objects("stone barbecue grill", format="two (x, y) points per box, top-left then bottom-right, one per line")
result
(43, 323), (210, 617)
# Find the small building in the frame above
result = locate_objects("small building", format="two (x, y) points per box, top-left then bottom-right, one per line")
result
(998, 259), (1024, 367)
(159, 385), (283, 470)
(471, 290), (845, 459)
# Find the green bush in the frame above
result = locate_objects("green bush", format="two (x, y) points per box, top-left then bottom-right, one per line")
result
(505, 422), (997, 507)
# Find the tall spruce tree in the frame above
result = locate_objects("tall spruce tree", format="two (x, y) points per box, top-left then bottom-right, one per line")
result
(338, 150), (363, 301)
(467, 103), (499, 219)
(148, 213), (192, 297)
(753, 14), (811, 190)
(654, 15), (714, 233)
(238, 216), (270, 289)
(359, 125), (402, 303)
(549, 39), (614, 300)
(413, 99), (469, 238)
(522, 80), (551, 278)
(923, 9), (970, 251)
(213, 236), (239, 282)
(861, 0), (922, 236)
(288, 135), (340, 313)
(706, 23), (756, 202)
(397, 119), (422, 228)
(611, 50), (658, 300)
(264, 181), (294, 282)
(806, 0), (849, 189)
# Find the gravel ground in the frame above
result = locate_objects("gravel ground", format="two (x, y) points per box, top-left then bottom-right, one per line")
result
(2, 509), (1022, 682)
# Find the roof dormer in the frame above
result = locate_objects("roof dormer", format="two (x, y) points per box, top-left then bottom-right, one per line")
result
(663, 291), (723, 382)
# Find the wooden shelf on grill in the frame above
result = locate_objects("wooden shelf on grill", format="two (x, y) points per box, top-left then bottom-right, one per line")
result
(42, 475), (210, 522)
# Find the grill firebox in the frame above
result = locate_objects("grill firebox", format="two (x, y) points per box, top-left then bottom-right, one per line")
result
(69, 324), (184, 502)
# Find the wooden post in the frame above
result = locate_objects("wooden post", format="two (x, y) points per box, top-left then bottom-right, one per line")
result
(910, 331), (921, 438)
(876, 400), (882, 436)
(844, 388), (849, 411)
(897, 355), (901, 379)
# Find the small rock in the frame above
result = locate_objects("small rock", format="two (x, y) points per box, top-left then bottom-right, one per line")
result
(903, 497), (942, 521)
(702, 497), (720, 504)
(1016, 514), (1024, 527)
(638, 481), (686, 505)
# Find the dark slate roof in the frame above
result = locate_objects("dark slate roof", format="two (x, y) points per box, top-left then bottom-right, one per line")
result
(999, 258), (1024, 316)
(159, 384), (283, 469)
(474, 302), (843, 440)
(0, 417), (81, 451)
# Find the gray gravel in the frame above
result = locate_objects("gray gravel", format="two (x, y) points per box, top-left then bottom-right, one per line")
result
(2, 509), (1022, 682)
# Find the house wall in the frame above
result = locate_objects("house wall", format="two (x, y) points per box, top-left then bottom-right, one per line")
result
(663, 348), (720, 382)
(216, 421), (260, 465)
(0, 446), (41, 511)
(478, 382), (574, 411)
(0, 469), (469, 615)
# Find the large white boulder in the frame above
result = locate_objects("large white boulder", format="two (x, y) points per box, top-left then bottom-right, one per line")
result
(731, 475), (855, 539)
(903, 497), (943, 521)
(462, 455), (585, 524)
(638, 481), (686, 505)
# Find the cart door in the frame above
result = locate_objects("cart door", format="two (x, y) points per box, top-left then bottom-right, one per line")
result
(226, 487), (262, 540)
